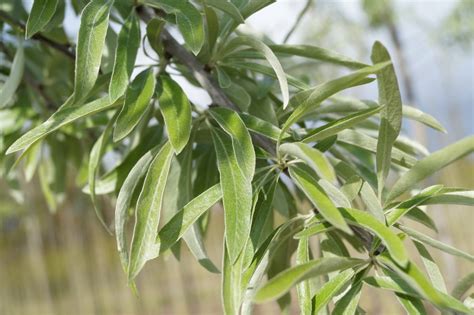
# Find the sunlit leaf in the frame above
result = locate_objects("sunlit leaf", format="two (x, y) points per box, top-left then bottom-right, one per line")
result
(158, 76), (192, 154)
(386, 136), (474, 203)
(73, 0), (113, 103)
(109, 11), (141, 102)
(371, 41), (403, 197)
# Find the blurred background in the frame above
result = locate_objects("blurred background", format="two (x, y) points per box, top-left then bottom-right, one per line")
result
(0, 0), (473, 314)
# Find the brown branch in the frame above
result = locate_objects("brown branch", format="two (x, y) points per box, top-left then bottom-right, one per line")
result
(0, 10), (75, 60)
(137, 7), (276, 156)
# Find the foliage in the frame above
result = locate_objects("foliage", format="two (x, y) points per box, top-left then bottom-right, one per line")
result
(1, 0), (473, 313)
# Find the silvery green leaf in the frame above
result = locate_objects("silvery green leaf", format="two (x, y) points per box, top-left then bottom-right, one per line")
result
(128, 141), (174, 280)
(386, 136), (474, 203)
(109, 11), (141, 102)
(73, 0), (113, 103)
(0, 42), (24, 108)
(26, 0), (59, 38)
(114, 68), (155, 142)
(158, 76), (192, 154)
(371, 41), (403, 197)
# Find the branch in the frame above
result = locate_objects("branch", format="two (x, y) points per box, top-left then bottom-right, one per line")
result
(138, 7), (379, 252)
(137, 8), (276, 155)
(0, 10), (75, 60)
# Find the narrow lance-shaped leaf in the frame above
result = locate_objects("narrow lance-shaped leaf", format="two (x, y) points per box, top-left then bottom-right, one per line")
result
(280, 62), (390, 137)
(209, 107), (255, 179)
(73, 0), (113, 103)
(386, 135), (474, 203)
(114, 68), (156, 142)
(26, 0), (59, 38)
(302, 106), (383, 143)
(158, 76), (192, 154)
(280, 142), (336, 182)
(289, 165), (352, 234)
(144, 0), (204, 54)
(222, 241), (244, 315)
(254, 257), (364, 303)
(211, 128), (253, 263)
(377, 254), (472, 314)
(146, 17), (165, 56)
(231, 36), (290, 108)
(422, 190), (474, 206)
(0, 42), (24, 108)
(128, 142), (174, 281)
(7, 96), (119, 154)
(413, 241), (447, 293)
(157, 184), (222, 253)
(313, 269), (355, 313)
(371, 41), (403, 198)
(88, 112), (118, 233)
(296, 237), (312, 315)
(402, 105), (446, 133)
(269, 44), (369, 69)
(205, 0), (244, 23)
(239, 112), (288, 141)
(397, 224), (474, 262)
(452, 272), (474, 300)
(116, 147), (158, 271)
(109, 11), (141, 102)
(339, 207), (408, 267)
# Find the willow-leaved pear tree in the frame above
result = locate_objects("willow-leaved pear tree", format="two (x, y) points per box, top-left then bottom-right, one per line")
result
(1, 0), (473, 314)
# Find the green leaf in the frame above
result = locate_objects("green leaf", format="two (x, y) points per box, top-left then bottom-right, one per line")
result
(280, 142), (335, 182)
(332, 281), (363, 315)
(128, 141), (174, 281)
(402, 105), (446, 133)
(386, 136), (474, 203)
(209, 107), (255, 179)
(254, 257), (364, 303)
(157, 184), (222, 254)
(239, 112), (287, 141)
(422, 190), (474, 206)
(269, 44), (369, 69)
(397, 224), (474, 262)
(377, 255), (472, 314)
(313, 269), (355, 313)
(146, 17), (165, 56)
(413, 241), (447, 293)
(296, 237), (312, 315)
(7, 96), (119, 154)
(294, 221), (334, 239)
(337, 129), (417, 167)
(205, 0), (244, 23)
(339, 207), (408, 267)
(396, 294), (427, 315)
(222, 241), (244, 315)
(144, 0), (204, 54)
(230, 36), (289, 108)
(26, 0), (59, 38)
(302, 106), (383, 143)
(0, 42), (24, 108)
(88, 112), (118, 233)
(116, 147), (157, 272)
(452, 272), (474, 300)
(73, 0), (113, 103)
(289, 165), (351, 234)
(371, 41), (403, 197)
(281, 62), (390, 136)
(109, 11), (141, 102)
(114, 68), (155, 141)
(386, 185), (444, 226)
(211, 128), (253, 263)
(158, 76), (192, 154)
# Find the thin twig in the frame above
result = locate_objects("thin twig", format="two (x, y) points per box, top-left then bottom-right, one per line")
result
(283, 0), (314, 43)
(0, 10), (75, 60)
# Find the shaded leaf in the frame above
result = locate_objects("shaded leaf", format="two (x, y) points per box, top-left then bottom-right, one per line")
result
(0, 42), (24, 108)
(114, 68), (155, 141)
